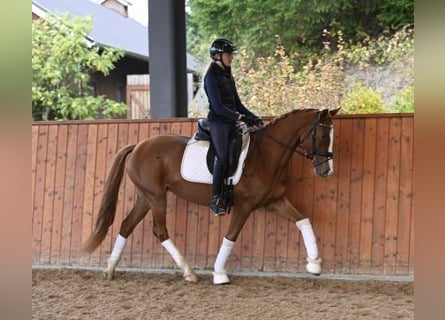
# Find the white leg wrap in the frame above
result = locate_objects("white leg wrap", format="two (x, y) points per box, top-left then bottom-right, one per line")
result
(162, 239), (197, 282)
(214, 237), (235, 272)
(213, 237), (235, 285)
(296, 218), (322, 275)
(110, 234), (127, 260)
(296, 218), (319, 259)
(161, 239), (185, 267)
(105, 234), (127, 280)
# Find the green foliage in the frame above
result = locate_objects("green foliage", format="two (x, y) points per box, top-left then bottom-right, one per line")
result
(32, 13), (127, 120)
(188, 1), (414, 116)
(186, 0), (329, 58)
(186, 0), (414, 62)
(377, 0), (414, 30)
(392, 87), (414, 112)
(341, 82), (385, 114)
(229, 26), (413, 116)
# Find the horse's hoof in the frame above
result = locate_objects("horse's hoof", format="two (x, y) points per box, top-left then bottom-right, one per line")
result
(106, 257), (119, 280)
(213, 271), (230, 285)
(184, 273), (198, 283)
(103, 269), (115, 280)
(306, 257), (322, 275)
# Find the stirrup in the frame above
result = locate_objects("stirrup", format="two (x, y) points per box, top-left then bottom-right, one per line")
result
(210, 197), (226, 216)
(210, 204), (226, 216)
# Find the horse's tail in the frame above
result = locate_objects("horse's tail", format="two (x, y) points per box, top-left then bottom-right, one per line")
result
(82, 144), (136, 254)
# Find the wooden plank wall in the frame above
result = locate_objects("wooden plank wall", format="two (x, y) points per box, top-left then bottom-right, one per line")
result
(31, 114), (414, 275)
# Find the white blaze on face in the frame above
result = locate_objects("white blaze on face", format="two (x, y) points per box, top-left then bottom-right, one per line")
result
(328, 126), (334, 175)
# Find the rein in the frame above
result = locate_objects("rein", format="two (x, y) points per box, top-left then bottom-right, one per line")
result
(242, 125), (263, 177)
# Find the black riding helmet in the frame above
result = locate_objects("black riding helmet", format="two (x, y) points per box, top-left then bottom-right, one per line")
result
(209, 38), (238, 59)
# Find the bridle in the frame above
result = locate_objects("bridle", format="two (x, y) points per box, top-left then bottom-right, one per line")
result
(262, 111), (334, 168)
(296, 111), (333, 167)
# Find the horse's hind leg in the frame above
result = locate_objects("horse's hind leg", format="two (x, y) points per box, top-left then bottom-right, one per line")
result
(105, 193), (149, 280)
(149, 193), (198, 283)
(266, 197), (322, 275)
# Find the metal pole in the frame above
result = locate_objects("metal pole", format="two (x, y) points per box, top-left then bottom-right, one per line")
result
(148, 0), (188, 118)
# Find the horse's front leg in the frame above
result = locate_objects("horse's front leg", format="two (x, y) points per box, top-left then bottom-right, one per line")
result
(213, 207), (251, 285)
(296, 218), (322, 275)
(161, 238), (198, 283)
(266, 197), (322, 275)
(150, 197), (198, 283)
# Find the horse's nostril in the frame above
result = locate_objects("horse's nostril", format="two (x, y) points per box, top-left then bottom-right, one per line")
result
(316, 168), (328, 177)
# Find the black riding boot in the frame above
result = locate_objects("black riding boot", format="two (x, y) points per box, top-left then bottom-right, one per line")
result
(210, 158), (226, 216)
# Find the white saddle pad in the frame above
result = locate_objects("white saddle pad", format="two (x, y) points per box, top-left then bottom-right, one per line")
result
(180, 127), (250, 185)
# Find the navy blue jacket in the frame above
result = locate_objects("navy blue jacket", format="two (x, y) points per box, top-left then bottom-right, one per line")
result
(204, 62), (254, 122)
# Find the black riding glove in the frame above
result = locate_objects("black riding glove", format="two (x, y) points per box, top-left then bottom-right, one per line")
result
(255, 117), (264, 127)
(240, 114), (258, 127)
(251, 115), (264, 127)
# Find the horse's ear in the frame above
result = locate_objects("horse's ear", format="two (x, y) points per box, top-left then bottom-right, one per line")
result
(319, 108), (330, 119)
(329, 107), (341, 116)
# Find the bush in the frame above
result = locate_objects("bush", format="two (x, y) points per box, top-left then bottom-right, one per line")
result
(344, 25), (414, 68)
(234, 34), (346, 116)
(391, 86), (414, 112)
(341, 82), (385, 114)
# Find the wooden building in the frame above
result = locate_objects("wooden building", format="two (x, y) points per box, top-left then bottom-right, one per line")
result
(32, 0), (201, 118)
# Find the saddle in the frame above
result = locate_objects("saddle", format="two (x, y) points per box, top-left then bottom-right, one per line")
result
(181, 119), (250, 212)
(193, 119), (244, 177)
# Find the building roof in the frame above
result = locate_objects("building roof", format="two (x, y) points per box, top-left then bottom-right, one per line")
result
(97, 0), (133, 6)
(32, 0), (201, 72)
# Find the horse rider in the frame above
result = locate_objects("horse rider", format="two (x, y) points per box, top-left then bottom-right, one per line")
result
(203, 37), (263, 216)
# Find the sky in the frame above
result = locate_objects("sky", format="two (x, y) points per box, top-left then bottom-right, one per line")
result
(127, 0), (148, 26)
(125, 0), (190, 26)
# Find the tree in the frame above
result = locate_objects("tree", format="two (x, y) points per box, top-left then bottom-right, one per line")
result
(186, 0), (414, 61)
(32, 13), (127, 120)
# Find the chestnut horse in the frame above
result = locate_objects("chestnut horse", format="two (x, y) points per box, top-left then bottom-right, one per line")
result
(83, 107), (339, 284)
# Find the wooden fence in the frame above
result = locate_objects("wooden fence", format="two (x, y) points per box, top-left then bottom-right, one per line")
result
(32, 113), (414, 276)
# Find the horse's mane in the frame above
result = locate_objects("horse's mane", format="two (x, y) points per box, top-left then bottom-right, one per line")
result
(263, 108), (319, 128)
